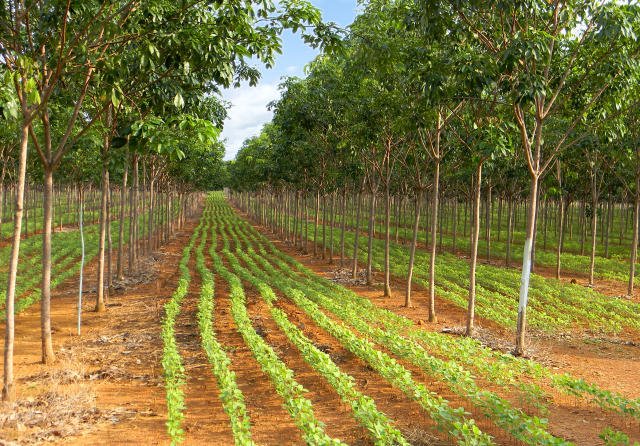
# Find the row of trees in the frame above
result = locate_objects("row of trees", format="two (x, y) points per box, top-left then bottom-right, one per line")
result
(227, 0), (640, 356)
(1, 0), (339, 402)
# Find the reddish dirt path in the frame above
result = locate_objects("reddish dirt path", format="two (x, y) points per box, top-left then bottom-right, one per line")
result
(0, 211), (207, 445)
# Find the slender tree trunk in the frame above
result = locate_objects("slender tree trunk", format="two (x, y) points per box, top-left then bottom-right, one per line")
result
(452, 199), (458, 253)
(428, 161), (440, 322)
(106, 176), (113, 296)
(366, 191), (377, 285)
(128, 158), (135, 274)
(293, 191), (299, 247)
(619, 201), (625, 245)
(514, 175), (540, 356)
(485, 185), (492, 263)
(77, 188), (85, 335)
(628, 182), (639, 296)
(580, 201), (586, 255)
(117, 159), (128, 279)
(466, 163), (482, 336)
(40, 166), (56, 363)
(405, 191), (422, 308)
(3, 123), (29, 401)
(148, 178), (155, 252)
(340, 188), (346, 267)
(605, 195), (612, 259)
(384, 183), (392, 297)
(304, 195), (309, 251)
(95, 164), (108, 313)
(556, 197), (566, 280)
(322, 193), (327, 259)
(329, 191), (335, 264)
(313, 191), (320, 256)
(352, 186), (364, 278)
(497, 198), (502, 242)
(133, 157), (139, 269)
(589, 193), (598, 286)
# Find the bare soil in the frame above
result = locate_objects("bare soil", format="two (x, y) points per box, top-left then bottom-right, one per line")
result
(2, 203), (639, 446)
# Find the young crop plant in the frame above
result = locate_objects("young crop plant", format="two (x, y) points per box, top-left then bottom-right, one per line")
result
(209, 229), (348, 446)
(216, 228), (410, 445)
(194, 207), (255, 445)
(213, 196), (640, 442)
(161, 206), (208, 444)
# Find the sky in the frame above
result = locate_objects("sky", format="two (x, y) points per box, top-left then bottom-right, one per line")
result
(220, 0), (359, 161)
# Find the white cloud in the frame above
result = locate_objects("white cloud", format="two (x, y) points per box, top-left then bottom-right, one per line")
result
(286, 65), (298, 73)
(220, 83), (281, 161)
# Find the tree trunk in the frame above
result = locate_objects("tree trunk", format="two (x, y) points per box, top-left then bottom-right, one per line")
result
(605, 195), (612, 259)
(405, 191), (422, 308)
(352, 187), (364, 279)
(452, 199), (458, 253)
(41, 166), (56, 363)
(148, 178), (155, 252)
(95, 164), (108, 313)
(77, 188), (85, 335)
(3, 123), (29, 401)
(117, 160), (128, 280)
(383, 183), (392, 297)
(466, 163), (482, 336)
(556, 197), (566, 280)
(628, 184), (639, 296)
(313, 191), (320, 256)
(366, 191), (377, 286)
(340, 188), (346, 267)
(428, 161), (440, 322)
(106, 177), (113, 296)
(322, 193), (327, 259)
(580, 201), (586, 255)
(329, 191), (335, 264)
(514, 175), (540, 356)
(497, 198), (502, 242)
(589, 194), (598, 286)
(485, 185), (491, 263)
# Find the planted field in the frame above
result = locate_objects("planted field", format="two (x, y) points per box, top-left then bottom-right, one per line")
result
(3, 1), (640, 445)
(292, 219), (640, 335)
(155, 193), (640, 445)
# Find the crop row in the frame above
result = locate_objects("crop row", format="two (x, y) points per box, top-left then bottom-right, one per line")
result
(218, 196), (640, 435)
(221, 210), (567, 445)
(297, 219), (640, 334)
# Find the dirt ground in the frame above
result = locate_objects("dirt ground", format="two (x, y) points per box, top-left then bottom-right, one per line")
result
(1, 203), (639, 445)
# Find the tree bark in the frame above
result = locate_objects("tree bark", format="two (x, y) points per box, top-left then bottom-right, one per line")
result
(556, 197), (566, 280)
(629, 184), (639, 296)
(329, 191), (335, 264)
(383, 183), (392, 297)
(605, 195), (612, 259)
(428, 161), (440, 322)
(3, 123), (29, 401)
(589, 191), (598, 286)
(117, 158), (128, 279)
(466, 163), (483, 336)
(485, 185), (492, 263)
(366, 191), (377, 286)
(95, 164), (108, 313)
(313, 191), (319, 257)
(405, 191), (422, 308)
(340, 188), (347, 267)
(514, 175), (540, 356)
(352, 187), (364, 279)
(41, 166), (56, 363)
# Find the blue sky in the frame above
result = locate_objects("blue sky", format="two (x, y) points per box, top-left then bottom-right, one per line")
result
(220, 0), (359, 161)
